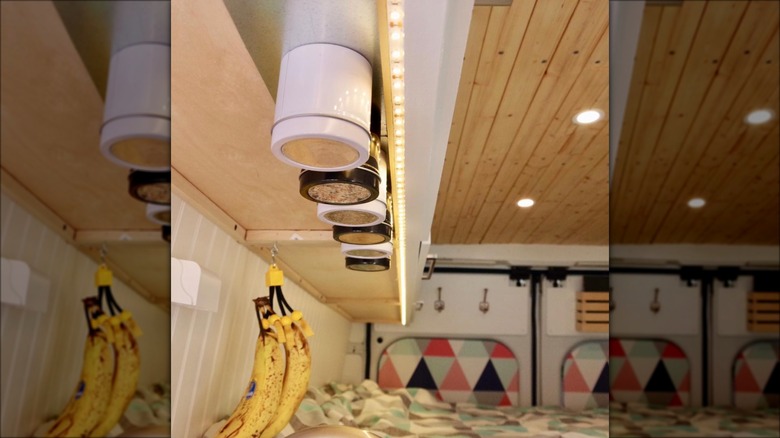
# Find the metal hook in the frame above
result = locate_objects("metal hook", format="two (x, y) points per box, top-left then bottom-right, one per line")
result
(650, 287), (661, 313)
(479, 288), (490, 313)
(99, 242), (107, 264)
(271, 242), (279, 266)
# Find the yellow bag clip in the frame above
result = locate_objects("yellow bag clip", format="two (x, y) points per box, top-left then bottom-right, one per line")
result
(265, 264), (284, 287)
(95, 264), (113, 287)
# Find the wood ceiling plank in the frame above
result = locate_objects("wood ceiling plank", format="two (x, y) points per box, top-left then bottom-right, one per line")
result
(479, 28), (609, 244)
(520, 152), (608, 243)
(435, 0), (537, 243)
(489, 112), (608, 244)
(0, 1), (154, 231)
(431, 6), (491, 242)
(611, 2), (706, 242)
(451, 0), (604, 244)
(632, 17), (780, 244)
(653, 82), (779, 243)
(681, 126), (779, 244)
(621, 1), (750, 243)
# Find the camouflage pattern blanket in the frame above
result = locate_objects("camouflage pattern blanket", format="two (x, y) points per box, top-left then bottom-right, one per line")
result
(609, 402), (780, 437)
(281, 380), (608, 437)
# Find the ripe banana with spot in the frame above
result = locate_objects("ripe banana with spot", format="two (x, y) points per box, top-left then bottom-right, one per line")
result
(46, 298), (113, 437)
(259, 320), (311, 438)
(88, 311), (142, 437)
(216, 325), (285, 438)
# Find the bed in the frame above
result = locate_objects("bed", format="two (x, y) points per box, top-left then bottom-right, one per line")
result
(609, 338), (779, 437)
(273, 337), (609, 438)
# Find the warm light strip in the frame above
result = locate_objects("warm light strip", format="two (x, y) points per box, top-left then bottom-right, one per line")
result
(384, 0), (407, 325)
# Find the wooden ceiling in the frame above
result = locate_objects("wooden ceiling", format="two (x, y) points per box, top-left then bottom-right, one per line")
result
(611, 0), (779, 245)
(431, 0), (609, 245)
(0, 2), (170, 309)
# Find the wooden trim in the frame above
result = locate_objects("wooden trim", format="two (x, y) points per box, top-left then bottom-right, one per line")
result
(326, 297), (400, 306)
(353, 318), (401, 325)
(245, 230), (332, 244)
(171, 167), (247, 242)
(0, 167), (76, 242)
(74, 230), (163, 244)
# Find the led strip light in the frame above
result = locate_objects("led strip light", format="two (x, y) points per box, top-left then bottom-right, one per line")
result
(384, 0), (407, 325)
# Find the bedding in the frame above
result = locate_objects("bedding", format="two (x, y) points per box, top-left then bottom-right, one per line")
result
(609, 402), (780, 437)
(278, 380), (608, 438)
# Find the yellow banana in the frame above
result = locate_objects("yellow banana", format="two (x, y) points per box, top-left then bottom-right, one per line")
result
(46, 299), (114, 437)
(216, 330), (284, 438)
(88, 315), (141, 437)
(259, 323), (311, 438)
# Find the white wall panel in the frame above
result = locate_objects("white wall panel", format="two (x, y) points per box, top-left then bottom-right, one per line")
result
(0, 192), (169, 437)
(610, 273), (703, 407)
(540, 276), (608, 406)
(170, 194), (351, 438)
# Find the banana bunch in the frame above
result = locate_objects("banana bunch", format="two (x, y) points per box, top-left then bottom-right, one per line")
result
(45, 298), (114, 437)
(216, 293), (314, 438)
(45, 265), (142, 438)
(89, 310), (142, 437)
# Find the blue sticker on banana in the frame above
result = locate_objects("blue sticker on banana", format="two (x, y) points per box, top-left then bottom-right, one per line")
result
(75, 381), (85, 400)
(246, 380), (256, 399)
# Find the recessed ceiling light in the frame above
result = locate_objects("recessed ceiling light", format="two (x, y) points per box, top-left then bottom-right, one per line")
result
(687, 198), (706, 208)
(573, 109), (603, 125)
(517, 198), (534, 208)
(745, 109), (774, 125)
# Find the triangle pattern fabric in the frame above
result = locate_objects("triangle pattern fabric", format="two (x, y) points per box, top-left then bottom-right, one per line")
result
(734, 341), (780, 408)
(424, 356), (455, 385)
(593, 363), (609, 394)
(376, 337), (519, 407)
(378, 357), (404, 389)
(408, 359), (437, 390)
(735, 362), (761, 392)
(440, 360), (471, 390)
(562, 341), (609, 409)
(474, 361), (504, 392)
(763, 363), (779, 395)
(491, 342), (514, 358)
(609, 338), (690, 407)
(613, 358), (642, 391)
(424, 338), (456, 357)
(563, 361), (590, 393)
(645, 361), (676, 393)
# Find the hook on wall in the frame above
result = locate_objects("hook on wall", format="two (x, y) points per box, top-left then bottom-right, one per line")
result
(650, 287), (661, 313)
(271, 241), (279, 266)
(434, 287), (445, 313)
(99, 242), (108, 265)
(479, 288), (490, 313)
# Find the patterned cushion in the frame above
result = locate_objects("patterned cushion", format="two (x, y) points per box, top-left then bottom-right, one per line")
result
(377, 337), (519, 406)
(733, 340), (780, 409)
(609, 338), (691, 407)
(562, 340), (609, 409)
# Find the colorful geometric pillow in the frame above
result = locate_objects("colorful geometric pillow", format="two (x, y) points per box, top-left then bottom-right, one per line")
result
(609, 338), (691, 407)
(377, 337), (519, 406)
(562, 340), (609, 409)
(733, 340), (779, 409)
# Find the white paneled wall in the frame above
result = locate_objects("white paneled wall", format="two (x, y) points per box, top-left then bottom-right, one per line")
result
(170, 194), (351, 438)
(0, 192), (170, 437)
